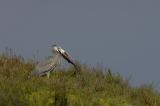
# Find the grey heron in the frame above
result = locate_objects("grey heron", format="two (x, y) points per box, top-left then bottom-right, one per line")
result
(29, 45), (80, 78)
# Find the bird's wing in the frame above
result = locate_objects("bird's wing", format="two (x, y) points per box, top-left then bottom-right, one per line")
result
(61, 52), (75, 64)
(57, 48), (80, 71)
(57, 48), (74, 64)
(32, 54), (61, 76)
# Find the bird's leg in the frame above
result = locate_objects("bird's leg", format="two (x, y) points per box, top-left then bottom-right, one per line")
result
(47, 72), (50, 78)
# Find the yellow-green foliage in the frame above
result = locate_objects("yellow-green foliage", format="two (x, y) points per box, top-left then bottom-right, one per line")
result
(0, 54), (159, 106)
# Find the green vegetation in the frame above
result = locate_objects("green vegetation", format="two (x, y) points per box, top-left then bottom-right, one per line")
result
(0, 53), (159, 106)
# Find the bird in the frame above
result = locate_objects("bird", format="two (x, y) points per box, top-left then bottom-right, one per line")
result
(28, 44), (80, 79)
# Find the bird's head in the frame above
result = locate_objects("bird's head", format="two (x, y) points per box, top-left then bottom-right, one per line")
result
(52, 44), (65, 54)
(52, 44), (59, 53)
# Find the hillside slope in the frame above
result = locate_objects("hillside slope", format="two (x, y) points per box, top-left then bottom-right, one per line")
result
(0, 54), (159, 106)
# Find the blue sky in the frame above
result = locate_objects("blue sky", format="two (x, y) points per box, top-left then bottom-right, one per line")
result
(0, 0), (160, 88)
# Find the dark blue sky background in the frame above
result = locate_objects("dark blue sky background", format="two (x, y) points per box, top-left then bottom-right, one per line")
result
(0, 0), (160, 87)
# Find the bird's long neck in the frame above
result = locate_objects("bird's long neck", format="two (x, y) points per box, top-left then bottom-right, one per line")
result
(51, 53), (61, 65)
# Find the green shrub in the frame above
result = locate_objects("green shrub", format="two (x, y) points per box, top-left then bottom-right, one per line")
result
(0, 54), (159, 106)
